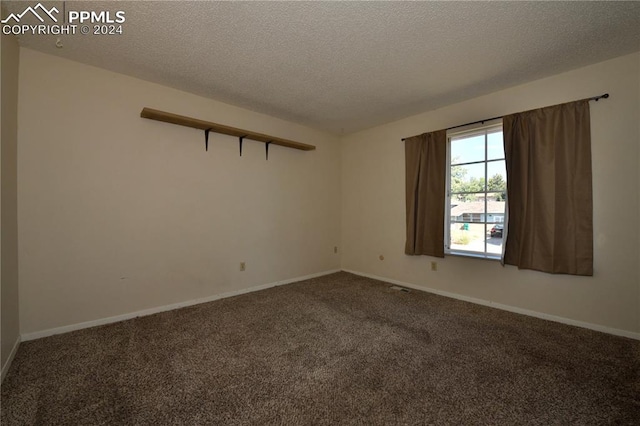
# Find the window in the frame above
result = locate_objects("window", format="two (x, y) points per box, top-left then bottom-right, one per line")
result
(445, 122), (506, 259)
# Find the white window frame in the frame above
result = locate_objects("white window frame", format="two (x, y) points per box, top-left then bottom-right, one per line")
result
(445, 120), (505, 260)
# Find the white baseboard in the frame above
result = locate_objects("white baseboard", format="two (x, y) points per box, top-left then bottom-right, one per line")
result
(21, 269), (341, 342)
(342, 269), (640, 341)
(1, 336), (21, 383)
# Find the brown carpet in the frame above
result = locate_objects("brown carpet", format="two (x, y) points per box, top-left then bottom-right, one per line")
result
(2, 272), (639, 425)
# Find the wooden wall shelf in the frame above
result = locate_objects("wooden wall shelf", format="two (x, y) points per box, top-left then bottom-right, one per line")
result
(140, 107), (316, 152)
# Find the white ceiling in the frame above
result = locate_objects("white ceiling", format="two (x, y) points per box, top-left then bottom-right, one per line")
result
(5, 1), (640, 134)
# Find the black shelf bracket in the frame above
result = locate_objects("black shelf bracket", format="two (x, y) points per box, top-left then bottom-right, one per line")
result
(239, 136), (246, 156)
(204, 128), (212, 151)
(265, 141), (272, 160)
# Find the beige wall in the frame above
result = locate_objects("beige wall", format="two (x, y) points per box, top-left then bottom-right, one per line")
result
(341, 52), (640, 334)
(18, 49), (341, 335)
(13, 48), (640, 338)
(1, 33), (21, 371)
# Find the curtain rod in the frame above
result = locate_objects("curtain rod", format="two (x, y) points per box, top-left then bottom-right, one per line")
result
(401, 93), (609, 141)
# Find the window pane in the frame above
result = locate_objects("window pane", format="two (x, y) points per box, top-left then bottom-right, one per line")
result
(449, 222), (487, 252)
(487, 223), (504, 255)
(486, 195), (506, 222)
(450, 198), (485, 223)
(487, 160), (506, 193)
(451, 163), (485, 194)
(450, 193), (466, 205)
(451, 134), (485, 164)
(487, 131), (504, 160)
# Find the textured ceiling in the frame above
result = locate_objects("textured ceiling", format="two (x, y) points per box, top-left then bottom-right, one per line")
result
(5, 1), (640, 134)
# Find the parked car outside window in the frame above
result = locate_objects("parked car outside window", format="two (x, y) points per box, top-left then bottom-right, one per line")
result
(490, 224), (503, 238)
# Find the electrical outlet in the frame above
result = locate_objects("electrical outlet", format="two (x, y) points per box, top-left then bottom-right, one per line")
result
(431, 261), (438, 271)
(240, 262), (246, 271)
(334, 246), (338, 254)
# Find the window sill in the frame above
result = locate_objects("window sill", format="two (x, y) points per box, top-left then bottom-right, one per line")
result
(446, 250), (502, 262)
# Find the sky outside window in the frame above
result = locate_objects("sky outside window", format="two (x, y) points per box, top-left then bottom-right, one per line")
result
(451, 131), (506, 182)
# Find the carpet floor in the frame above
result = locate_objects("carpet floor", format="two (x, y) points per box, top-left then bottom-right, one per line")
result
(2, 272), (639, 425)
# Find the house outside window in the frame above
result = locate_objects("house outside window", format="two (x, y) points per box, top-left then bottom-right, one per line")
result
(445, 122), (506, 259)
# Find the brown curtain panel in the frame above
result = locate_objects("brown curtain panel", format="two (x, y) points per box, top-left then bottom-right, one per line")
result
(503, 100), (593, 276)
(405, 130), (447, 257)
